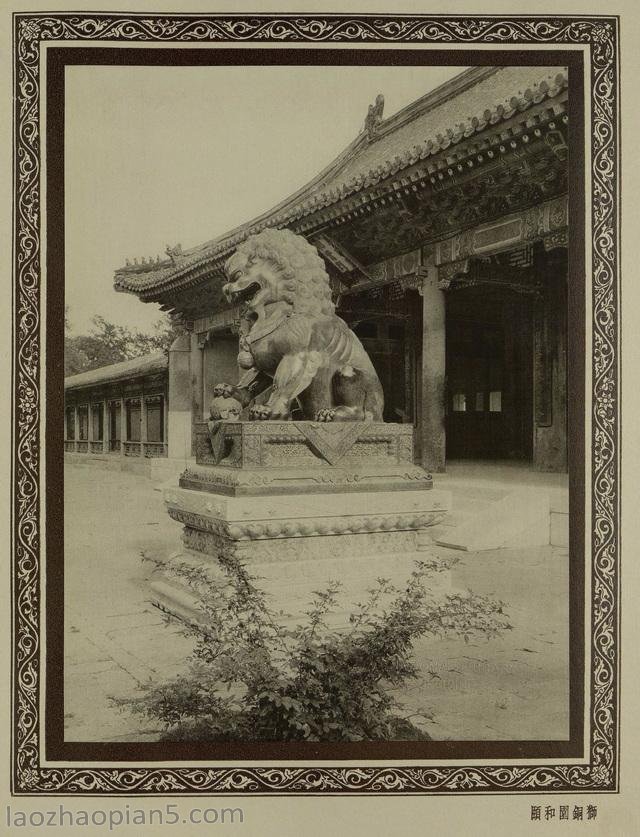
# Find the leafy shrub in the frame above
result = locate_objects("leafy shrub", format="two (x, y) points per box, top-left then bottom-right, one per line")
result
(118, 551), (511, 742)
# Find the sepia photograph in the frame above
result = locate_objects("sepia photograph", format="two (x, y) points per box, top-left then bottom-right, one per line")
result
(61, 59), (573, 750)
(9, 8), (619, 799)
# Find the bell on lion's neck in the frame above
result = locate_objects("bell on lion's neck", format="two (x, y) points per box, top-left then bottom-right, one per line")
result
(237, 350), (254, 369)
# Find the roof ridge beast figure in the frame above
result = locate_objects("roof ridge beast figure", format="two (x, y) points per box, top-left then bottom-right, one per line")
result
(214, 228), (384, 423)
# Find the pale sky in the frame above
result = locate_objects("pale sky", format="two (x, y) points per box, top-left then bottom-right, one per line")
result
(65, 63), (467, 335)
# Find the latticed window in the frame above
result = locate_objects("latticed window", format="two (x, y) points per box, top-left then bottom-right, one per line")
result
(126, 400), (141, 442)
(489, 390), (502, 412)
(109, 402), (121, 442)
(145, 396), (164, 443)
(452, 393), (467, 412)
(91, 405), (103, 441)
(65, 407), (75, 439)
(77, 406), (88, 441)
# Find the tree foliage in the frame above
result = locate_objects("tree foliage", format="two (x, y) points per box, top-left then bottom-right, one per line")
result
(116, 552), (512, 742)
(65, 308), (179, 376)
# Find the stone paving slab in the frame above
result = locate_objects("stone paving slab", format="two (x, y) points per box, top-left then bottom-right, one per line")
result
(396, 544), (569, 740)
(64, 463), (568, 743)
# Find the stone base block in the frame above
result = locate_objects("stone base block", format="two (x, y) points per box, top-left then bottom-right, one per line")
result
(156, 480), (451, 626)
(164, 484), (450, 558)
(151, 545), (453, 629)
(155, 420), (451, 628)
(188, 419), (432, 496)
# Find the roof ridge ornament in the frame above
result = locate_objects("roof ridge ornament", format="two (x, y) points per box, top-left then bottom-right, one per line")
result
(364, 93), (384, 141)
(165, 243), (184, 266)
(114, 71), (569, 296)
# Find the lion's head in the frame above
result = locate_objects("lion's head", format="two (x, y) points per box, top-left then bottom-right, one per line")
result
(222, 228), (335, 318)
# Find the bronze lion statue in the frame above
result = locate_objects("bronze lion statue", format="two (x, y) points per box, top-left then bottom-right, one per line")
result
(213, 228), (384, 422)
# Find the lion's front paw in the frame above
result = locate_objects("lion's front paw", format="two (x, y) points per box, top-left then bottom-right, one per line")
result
(213, 383), (234, 398)
(249, 404), (273, 421)
(315, 408), (336, 422)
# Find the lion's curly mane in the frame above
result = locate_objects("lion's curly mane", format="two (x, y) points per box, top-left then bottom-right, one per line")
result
(232, 228), (335, 317)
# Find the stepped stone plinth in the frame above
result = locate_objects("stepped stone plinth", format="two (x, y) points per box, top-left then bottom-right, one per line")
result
(152, 421), (451, 623)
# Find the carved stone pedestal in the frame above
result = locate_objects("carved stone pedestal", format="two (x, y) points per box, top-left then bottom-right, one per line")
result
(152, 421), (451, 625)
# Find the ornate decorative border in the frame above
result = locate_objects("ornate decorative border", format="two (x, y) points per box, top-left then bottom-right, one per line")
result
(12, 14), (619, 793)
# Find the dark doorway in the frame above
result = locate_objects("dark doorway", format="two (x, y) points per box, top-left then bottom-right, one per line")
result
(445, 285), (534, 460)
(353, 317), (413, 424)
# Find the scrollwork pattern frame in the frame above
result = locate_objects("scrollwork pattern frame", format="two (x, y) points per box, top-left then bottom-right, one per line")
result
(12, 13), (619, 794)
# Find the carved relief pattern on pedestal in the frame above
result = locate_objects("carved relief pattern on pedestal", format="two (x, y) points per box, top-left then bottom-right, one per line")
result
(240, 433), (262, 467)
(263, 440), (319, 468)
(168, 505), (446, 546)
(168, 508), (228, 535)
(180, 464), (431, 494)
(165, 491), (225, 519)
(194, 429), (215, 464)
(195, 421), (414, 469)
(397, 434), (415, 464)
(240, 530), (421, 563)
(13, 13), (618, 795)
(182, 528), (234, 558)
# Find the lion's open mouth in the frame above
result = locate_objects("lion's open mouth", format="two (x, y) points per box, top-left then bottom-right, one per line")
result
(224, 282), (261, 305)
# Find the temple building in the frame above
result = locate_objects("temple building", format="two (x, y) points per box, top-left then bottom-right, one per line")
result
(64, 352), (173, 477)
(111, 66), (570, 475)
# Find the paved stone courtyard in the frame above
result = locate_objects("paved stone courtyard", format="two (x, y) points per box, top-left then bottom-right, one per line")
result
(64, 463), (569, 742)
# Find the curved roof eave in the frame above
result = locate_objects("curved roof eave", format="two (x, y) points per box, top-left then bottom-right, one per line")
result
(64, 351), (168, 392)
(114, 65), (567, 300)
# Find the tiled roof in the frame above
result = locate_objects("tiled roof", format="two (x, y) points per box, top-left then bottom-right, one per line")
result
(64, 351), (167, 391)
(114, 65), (568, 296)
